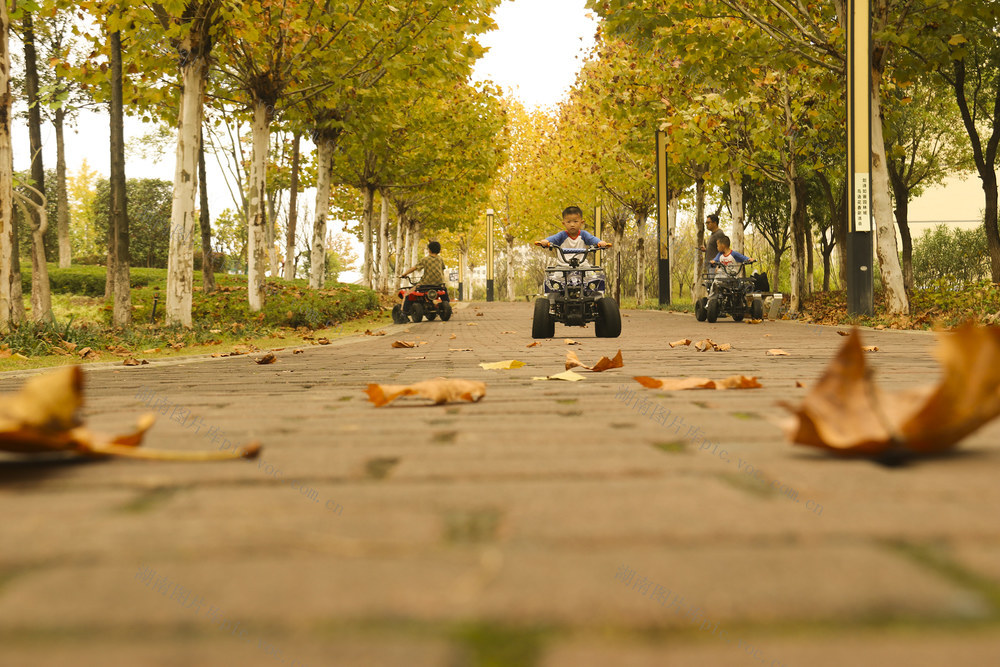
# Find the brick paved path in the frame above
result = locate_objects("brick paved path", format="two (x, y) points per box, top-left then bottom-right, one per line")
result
(2, 302), (999, 666)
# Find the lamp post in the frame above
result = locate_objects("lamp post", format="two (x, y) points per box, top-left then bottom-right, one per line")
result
(846, 0), (873, 315)
(486, 208), (495, 302)
(655, 129), (671, 305)
(594, 196), (602, 266)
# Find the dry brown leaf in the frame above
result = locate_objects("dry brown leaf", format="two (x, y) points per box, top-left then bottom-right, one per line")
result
(837, 330), (850, 336)
(0, 347), (11, 359)
(364, 329), (387, 336)
(122, 357), (146, 366)
(668, 338), (692, 348)
(392, 340), (417, 348)
(450, 333), (457, 340)
(0, 367), (260, 461)
(365, 378), (487, 407)
(479, 360), (525, 370)
(51, 347), (68, 356)
(716, 375), (762, 389)
(564, 339), (580, 345)
(500, 330), (517, 334)
(293, 349), (304, 354)
(766, 349), (790, 356)
(142, 348), (160, 354)
(863, 346), (879, 352)
(406, 356), (427, 360)
(467, 323), (478, 327)
(634, 376), (717, 390)
(211, 353), (223, 358)
(781, 325), (1000, 458)
(476, 312), (484, 316)
(526, 342), (541, 348)
(715, 343), (732, 352)
(874, 324), (886, 330)
(79, 347), (99, 360)
(317, 338), (331, 345)
(567, 349), (624, 372)
(694, 339), (715, 352)
(449, 348), (474, 352)
(795, 380), (807, 388)
(746, 319), (763, 324)
(255, 353), (277, 364)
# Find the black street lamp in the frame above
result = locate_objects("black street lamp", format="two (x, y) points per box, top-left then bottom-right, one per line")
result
(486, 208), (495, 302)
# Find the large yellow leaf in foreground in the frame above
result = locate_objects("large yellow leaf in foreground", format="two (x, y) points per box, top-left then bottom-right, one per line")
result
(0, 367), (260, 461)
(781, 325), (1000, 456)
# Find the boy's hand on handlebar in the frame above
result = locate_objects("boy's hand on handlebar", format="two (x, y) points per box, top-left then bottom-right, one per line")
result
(534, 240), (552, 248)
(597, 241), (611, 248)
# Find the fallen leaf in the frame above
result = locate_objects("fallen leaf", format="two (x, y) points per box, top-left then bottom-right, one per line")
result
(526, 342), (541, 348)
(766, 349), (790, 356)
(255, 353), (277, 365)
(862, 346), (879, 352)
(61, 342), (78, 352)
(500, 331), (517, 334)
(694, 339), (715, 352)
(764, 334), (772, 337)
(79, 347), (99, 360)
(781, 325), (1000, 458)
(449, 348), (474, 352)
(365, 329), (387, 336)
(479, 360), (526, 370)
(293, 349), (304, 354)
(669, 338), (692, 348)
(746, 319), (763, 324)
(532, 370), (585, 381)
(406, 356), (427, 360)
(210, 329), (222, 334)
(715, 343), (732, 352)
(874, 324), (886, 330)
(317, 338), (331, 345)
(365, 378), (486, 406)
(795, 380), (807, 388)
(450, 333), (457, 340)
(635, 376), (716, 390)
(837, 330), (850, 336)
(564, 339), (580, 345)
(51, 347), (69, 356)
(270, 348), (286, 352)
(392, 341), (417, 348)
(716, 375), (762, 389)
(0, 348), (10, 359)
(476, 312), (484, 317)
(0, 367), (260, 461)
(467, 323), (478, 327)
(143, 348), (160, 354)
(122, 357), (145, 366)
(211, 353), (222, 358)
(566, 349), (624, 372)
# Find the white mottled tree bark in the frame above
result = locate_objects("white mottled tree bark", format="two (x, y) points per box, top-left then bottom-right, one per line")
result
(246, 100), (271, 311)
(309, 137), (333, 289)
(870, 73), (908, 315)
(729, 171), (744, 253)
(165, 50), (207, 325)
(0, 1), (16, 328)
(378, 193), (389, 292)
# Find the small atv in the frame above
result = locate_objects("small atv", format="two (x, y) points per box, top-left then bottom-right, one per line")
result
(694, 261), (764, 323)
(392, 276), (453, 324)
(532, 244), (621, 339)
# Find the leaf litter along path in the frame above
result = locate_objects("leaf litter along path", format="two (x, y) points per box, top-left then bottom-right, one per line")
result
(2, 302), (1000, 666)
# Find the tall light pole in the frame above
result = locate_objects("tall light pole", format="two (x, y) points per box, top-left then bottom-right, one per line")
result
(655, 129), (671, 305)
(847, 0), (873, 315)
(594, 195), (602, 266)
(486, 208), (495, 302)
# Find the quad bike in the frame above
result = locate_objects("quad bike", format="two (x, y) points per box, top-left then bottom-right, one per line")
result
(694, 261), (764, 323)
(531, 244), (621, 339)
(392, 276), (453, 324)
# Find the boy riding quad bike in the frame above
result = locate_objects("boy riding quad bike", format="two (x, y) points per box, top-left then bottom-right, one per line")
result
(392, 276), (453, 323)
(531, 244), (621, 338)
(694, 260), (764, 323)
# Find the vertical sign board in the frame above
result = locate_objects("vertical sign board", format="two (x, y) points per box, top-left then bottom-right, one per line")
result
(594, 196), (602, 267)
(655, 130), (671, 305)
(846, 0), (874, 315)
(486, 210), (494, 302)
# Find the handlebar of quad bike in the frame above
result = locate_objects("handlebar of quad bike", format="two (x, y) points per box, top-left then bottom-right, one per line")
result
(534, 242), (612, 263)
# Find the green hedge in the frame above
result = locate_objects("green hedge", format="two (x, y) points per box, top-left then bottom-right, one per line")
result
(21, 265), (162, 297)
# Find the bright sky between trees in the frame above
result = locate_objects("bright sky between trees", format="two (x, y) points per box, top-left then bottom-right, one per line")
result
(472, 0), (599, 108)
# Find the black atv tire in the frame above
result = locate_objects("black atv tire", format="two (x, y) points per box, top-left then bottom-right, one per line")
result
(732, 311), (744, 322)
(391, 304), (407, 325)
(595, 297), (622, 338)
(750, 297), (764, 320)
(409, 303), (425, 323)
(426, 312), (438, 321)
(532, 298), (555, 339)
(695, 297), (708, 322)
(706, 298), (720, 323)
(440, 304), (453, 321)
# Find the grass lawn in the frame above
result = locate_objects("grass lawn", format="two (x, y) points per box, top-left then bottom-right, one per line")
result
(2, 265), (388, 371)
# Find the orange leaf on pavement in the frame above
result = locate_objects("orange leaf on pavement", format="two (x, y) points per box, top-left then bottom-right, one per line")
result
(766, 349), (790, 356)
(392, 341), (417, 348)
(365, 378), (487, 407)
(717, 375), (762, 389)
(634, 376), (717, 390)
(668, 338), (692, 348)
(694, 339), (715, 352)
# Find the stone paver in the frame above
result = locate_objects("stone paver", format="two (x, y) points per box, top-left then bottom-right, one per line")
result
(2, 302), (999, 665)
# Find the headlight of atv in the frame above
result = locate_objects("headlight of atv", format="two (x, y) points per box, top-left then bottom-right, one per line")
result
(426, 290), (438, 298)
(549, 280), (561, 289)
(587, 280), (601, 291)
